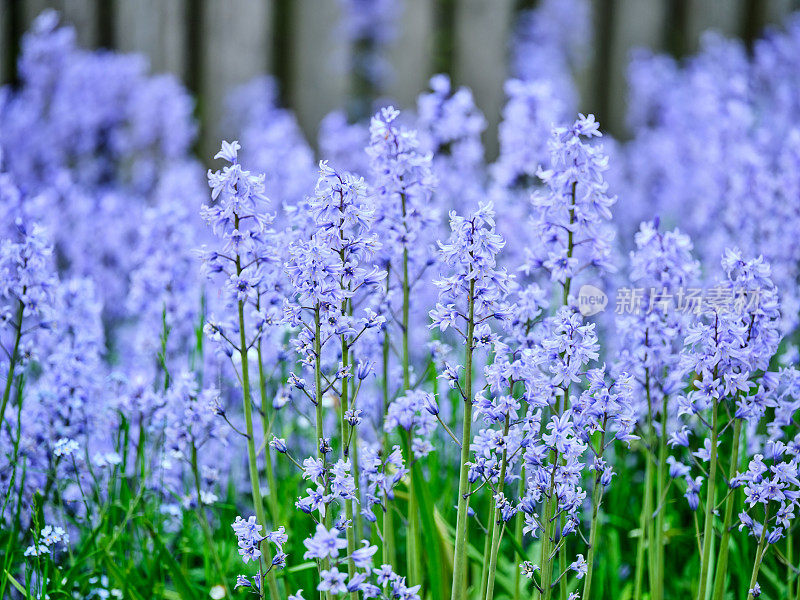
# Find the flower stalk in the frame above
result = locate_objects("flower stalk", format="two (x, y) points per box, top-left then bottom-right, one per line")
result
(451, 278), (476, 600)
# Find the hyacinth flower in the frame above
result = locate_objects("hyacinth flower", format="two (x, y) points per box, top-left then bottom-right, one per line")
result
(672, 250), (781, 600)
(0, 11), (202, 326)
(514, 114), (619, 600)
(516, 308), (597, 600)
(417, 74), (487, 215)
(522, 113), (616, 306)
(160, 373), (231, 592)
(367, 105), (436, 580)
(231, 516), (288, 596)
(429, 202), (513, 600)
(199, 140), (281, 599)
(0, 220), (57, 431)
(294, 523), (416, 600)
(283, 160), (386, 597)
(490, 79), (567, 269)
(269, 423), (411, 599)
(613, 220), (699, 600)
(571, 369), (637, 599)
(734, 443), (800, 600)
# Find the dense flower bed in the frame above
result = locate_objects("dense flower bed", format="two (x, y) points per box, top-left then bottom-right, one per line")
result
(1, 5), (800, 600)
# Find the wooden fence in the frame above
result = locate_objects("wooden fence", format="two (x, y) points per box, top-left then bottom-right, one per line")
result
(1, 0), (799, 160)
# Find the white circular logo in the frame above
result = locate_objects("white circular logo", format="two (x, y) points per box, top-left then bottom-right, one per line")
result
(577, 284), (608, 317)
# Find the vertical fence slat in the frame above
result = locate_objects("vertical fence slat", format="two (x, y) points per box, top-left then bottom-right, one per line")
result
(291, 0), (349, 145)
(766, 0), (795, 24)
(23, 0), (97, 47)
(115, 0), (187, 78)
(201, 0), (273, 158)
(605, 0), (665, 135)
(0, 1), (8, 84)
(454, 0), (514, 159)
(686, 0), (745, 52)
(386, 0), (435, 109)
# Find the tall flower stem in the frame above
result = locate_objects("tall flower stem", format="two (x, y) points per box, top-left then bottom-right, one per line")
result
(381, 282), (395, 565)
(451, 278), (476, 600)
(634, 440), (653, 600)
(512, 467), (525, 600)
(633, 365), (656, 600)
(480, 500), (497, 600)
(654, 391), (669, 600)
(553, 186), (575, 600)
(237, 297), (279, 600)
(235, 231), (280, 600)
(582, 426), (607, 600)
(340, 330), (358, 600)
(562, 181), (577, 307)
(257, 342), (280, 527)
(540, 454), (560, 600)
(745, 506), (770, 600)
(484, 415), (511, 600)
(645, 375), (657, 597)
(696, 395), (720, 600)
(0, 301), (24, 429)
(400, 194), (422, 586)
(711, 417), (742, 600)
(350, 374), (363, 543)
(314, 305), (332, 600)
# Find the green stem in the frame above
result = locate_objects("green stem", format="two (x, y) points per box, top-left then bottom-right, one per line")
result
(697, 396), (720, 600)
(451, 278), (475, 600)
(645, 372), (657, 598)
(381, 319), (395, 566)
(0, 301), (23, 429)
(540, 457), (559, 600)
(583, 425), (607, 600)
(746, 506), (770, 600)
(485, 416), (511, 600)
(561, 181), (577, 306)
(634, 443), (654, 600)
(582, 475), (604, 600)
(399, 197), (422, 586)
(558, 538), (567, 600)
(513, 467), (525, 600)
(235, 237), (280, 600)
(711, 418), (742, 600)
(380, 267), (394, 565)
(314, 306), (332, 600)
(257, 342), (281, 527)
(481, 499), (497, 600)
(654, 391), (669, 600)
(340, 333), (358, 600)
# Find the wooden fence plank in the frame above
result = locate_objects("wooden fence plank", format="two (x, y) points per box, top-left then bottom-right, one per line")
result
(0, 1), (9, 84)
(23, 0), (97, 47)
(290, 0), (349, 145)
(386, 0), (435, 109)
(686, 0), (745, 52)
(115, 0), (187, 78)
(201, 0), (273, 157)
(765, 0), (795, 24)
(606, 0), (665, 134)
(454, 0), (514, 159)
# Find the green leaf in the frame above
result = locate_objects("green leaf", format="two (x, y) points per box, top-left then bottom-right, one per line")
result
(145, 521), (198, 599)
(4, 570), (28, 597)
